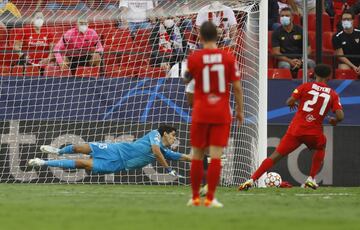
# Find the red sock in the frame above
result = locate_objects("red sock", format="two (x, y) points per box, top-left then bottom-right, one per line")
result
(251, 158), (274, 181)
(206, 158), (222, 201)
(190, 159), (203, 200)
(310, 149), (325, 178)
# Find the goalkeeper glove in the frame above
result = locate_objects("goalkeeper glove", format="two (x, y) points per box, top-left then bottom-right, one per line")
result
(166, 167), (178, 177)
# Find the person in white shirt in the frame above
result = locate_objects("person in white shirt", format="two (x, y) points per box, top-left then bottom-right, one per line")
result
(119, 0), (157, 34)
(195, 1), (237, 47)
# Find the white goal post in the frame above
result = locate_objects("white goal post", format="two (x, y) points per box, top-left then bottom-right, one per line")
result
(0, 0), (267, 186)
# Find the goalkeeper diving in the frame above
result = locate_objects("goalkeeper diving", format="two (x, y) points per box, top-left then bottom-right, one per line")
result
(28, 125), (191, 176)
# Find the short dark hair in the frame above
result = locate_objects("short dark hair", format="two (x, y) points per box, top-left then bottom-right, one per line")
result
(200, 21), (218, 42)
(314, 64), (332, 78)
(158, 125), (177, 136)
(342, 9), (354, 19)
(280, 7), (293, 14)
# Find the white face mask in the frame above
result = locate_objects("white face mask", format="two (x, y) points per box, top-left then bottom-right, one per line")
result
(342, 20), (353, 30)
(78, 25), (88, 33)
(164, 19), (175, 28)
(280, 16), (291, 26)
(34, 18), (44, 28)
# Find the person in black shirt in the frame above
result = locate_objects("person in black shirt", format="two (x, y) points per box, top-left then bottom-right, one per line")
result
(272, 7), (315, 74)
(332, 10), (360, 76)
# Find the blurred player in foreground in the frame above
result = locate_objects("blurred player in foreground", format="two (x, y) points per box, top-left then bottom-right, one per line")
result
(29, 125), (191, 176)
(184, 21), (244, 208)
(239, 64), (344, 191)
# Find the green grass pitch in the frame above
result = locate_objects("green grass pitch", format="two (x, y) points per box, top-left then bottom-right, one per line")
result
(0, 185), (359, 230)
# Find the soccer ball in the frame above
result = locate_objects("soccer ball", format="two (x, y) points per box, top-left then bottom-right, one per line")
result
(264, 172), (282, 188)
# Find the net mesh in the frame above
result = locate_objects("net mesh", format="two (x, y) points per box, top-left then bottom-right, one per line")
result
(0, 0), (262, 185)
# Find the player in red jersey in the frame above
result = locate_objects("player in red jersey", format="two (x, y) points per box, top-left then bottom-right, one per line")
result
(184, 21), (244, 207)
(238, 64), (344, 191)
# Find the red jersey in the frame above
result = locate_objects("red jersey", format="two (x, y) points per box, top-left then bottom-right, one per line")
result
(15, 26), (55, 63)
(288, 82), (343, 135)
(187, 48), (240, 124)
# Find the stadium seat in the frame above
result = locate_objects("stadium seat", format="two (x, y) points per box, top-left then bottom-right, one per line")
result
(132, 29), (152, 53)
(103, 28), (133, 52)
(24, 65), (40, 77)
(335, 69), (358, 80)
(308, 14), (332, 32)
(0, 52), (18, 66)
(308, 31), (316, 53)
(292, 14), (301, 26)
(0, 23), (7, 48)
(44, 66), (72, 77)
(11, 65), (25, 77)
(104, 65), (139, 78)
(297, 69), (315, 79)
(138, 66), (167, 78)
(0, 66), (11, 76)
(322, 32), (334, 53)
(75, 66), (100, 78)
(268, 68), (292, 79)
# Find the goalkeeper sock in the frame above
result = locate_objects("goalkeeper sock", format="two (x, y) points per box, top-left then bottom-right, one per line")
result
(59, 145), (74, 155)
(190, 159), (203, 200)
(45, 160), (76, 169)
(251, 158), (274, 181)
(206, 158), (221, 201)
(310, 149), (325, 178)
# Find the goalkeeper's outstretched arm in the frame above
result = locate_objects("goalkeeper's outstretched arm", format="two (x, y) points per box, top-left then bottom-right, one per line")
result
(151, 145), (171, 169)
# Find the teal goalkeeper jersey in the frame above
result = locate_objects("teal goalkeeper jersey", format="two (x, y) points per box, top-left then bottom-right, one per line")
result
(117, 130), (182, 170)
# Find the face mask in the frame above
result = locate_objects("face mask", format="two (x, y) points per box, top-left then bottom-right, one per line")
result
(164, 19), (175, 28)
(78, 25), (88, 33)
(342, 20), (353, 29)
(280, 16), (291, 26)
(34, 18), (44, 28)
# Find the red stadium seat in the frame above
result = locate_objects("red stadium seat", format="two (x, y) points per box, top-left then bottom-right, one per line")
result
(335, 69), (358, 80)
(322, 32), (334, 53)
(0, 52), (19, 66)
(268, 68), (292, 79)
(0, 23), (7, 48)
(297, 69), (315, 79)
(138, 66), (167, 78)
(103, 28), (133, 52)
(308, 14), (332, 32)
(44, 66), (72, 77)
(24, 65), (40, 77)
(132, 29), (152, 53)
(104, 65), (139, 78)
(11, 65), (25, 77)
(0, 66), (11, 76)
(308, 31), (316, 54)
(75, 66), (100, 78)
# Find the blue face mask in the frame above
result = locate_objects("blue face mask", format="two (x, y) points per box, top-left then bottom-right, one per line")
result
(280, 16), (291, 26)
(342, 20), (353, 29)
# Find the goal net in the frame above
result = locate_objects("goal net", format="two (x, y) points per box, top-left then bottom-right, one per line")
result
(0, 0), (266, 186)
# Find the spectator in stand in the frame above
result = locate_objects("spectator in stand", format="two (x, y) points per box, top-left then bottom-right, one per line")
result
(0, 0), (21, 28)
(13, 11), (55, 67)
(287, 0), (325, 15)
(119, 0), (156, 35)
(332, 10), (360, 76)
(272, 7), (315, 75)
(269, 0), (280, 30)
(54, 15), (104, 76)
(195, 1), (237, 47)
(36, 0), (90, 11)
(149, 16), (186, 70)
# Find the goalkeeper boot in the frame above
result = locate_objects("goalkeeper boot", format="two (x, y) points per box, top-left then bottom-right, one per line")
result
(304, 177), (319, 190)
(28, 158), (45, 167)
(204, 198), (224, 208)
(238, 179), (254, 191)
(40, 145), (60, 155)
(186, 198), (201, 207)
(199, 184), (208, 197)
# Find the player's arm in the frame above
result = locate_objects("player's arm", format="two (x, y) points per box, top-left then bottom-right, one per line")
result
(233, 80), (244, 124)
(180, 154), (192, 162)
(183, 69), (193, 84)
(286, 96), (298, 111)
(151, 145), (171, 169)
(185, 79), (195, 107)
